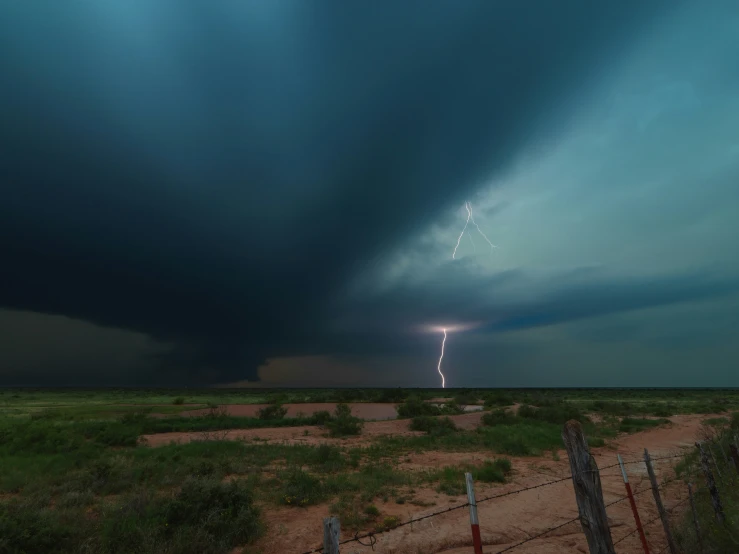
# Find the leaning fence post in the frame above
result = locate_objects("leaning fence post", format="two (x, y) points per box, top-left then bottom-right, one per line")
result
(617, 454), (650, 554)
(696, 442), (725, 523)
(644, 449), (677, 554)
(465, 472), (484, 554)
(708, 445), (724, 483)
(729, 443), (739, 474)
(323, 516), (340, 554)
(562, 420), (615, 554)
(688, 483), (703, 554)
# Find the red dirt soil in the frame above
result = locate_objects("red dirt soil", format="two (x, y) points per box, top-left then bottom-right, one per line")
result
(142, 412), (712, 554)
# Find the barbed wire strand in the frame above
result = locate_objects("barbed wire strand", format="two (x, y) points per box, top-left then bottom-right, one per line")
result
(612, 494), (691, 546)
(298, 452), (687, 553)
(494, 514), (582, 553)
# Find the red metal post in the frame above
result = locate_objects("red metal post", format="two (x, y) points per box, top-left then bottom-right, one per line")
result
(465, 472), (484, 554)
(618, 454), (650, 554)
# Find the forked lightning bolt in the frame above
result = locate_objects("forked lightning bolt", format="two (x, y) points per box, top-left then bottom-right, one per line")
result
(452, 202), (497, 259)
(437, 328), (447, 388)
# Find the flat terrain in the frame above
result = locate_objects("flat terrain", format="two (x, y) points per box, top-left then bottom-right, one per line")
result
(1, 388), (737, 554)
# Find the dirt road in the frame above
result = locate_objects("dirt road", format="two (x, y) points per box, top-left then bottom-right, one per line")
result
(244, 413), (708, 554)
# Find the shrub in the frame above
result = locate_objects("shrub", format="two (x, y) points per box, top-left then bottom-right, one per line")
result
(517, 402), (589, 425)
(440, 400), (465, 415)
(376, 515), (400, 532)
(257, 404), (288, 420)
(454, 392), (478, 406)
(280, 469), (323, 507)
(396, 398), (441, 418)
(481, 409), (515, 426)
(410, 416), (457, 435)
(484, 392), (514, 408)
(172, 397), (185, 405)
(364, 504), (380, 517)
(313, 444), (345, 472)
(311, 410), (333, 425)
(326, 404), (363, 437)
(375, 388), (409, 403)
(475, 459), (512, 483)
(102, 478), (263, 554)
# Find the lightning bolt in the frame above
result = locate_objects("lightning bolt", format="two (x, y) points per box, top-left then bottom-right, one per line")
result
(452, 208), (471, 259)
(437, 328), (447, 388)
(467, 202), (497, 252)
(452, 202), (497, 259)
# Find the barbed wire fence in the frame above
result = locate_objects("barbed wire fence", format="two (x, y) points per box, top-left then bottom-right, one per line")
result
(301, 421), (736, 554)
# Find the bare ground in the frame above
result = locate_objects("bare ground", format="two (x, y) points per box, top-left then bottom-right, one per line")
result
(141, 412), (710, 554)
(141, 410), (486, 448)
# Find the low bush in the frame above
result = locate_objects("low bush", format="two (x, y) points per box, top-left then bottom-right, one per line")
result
(517, 402), (589, 425)
(396, 397), (441, 418)
(280, 468), (323, 507)
(475, 458), (512, 483)
(481, 408), (515, 426)
(410, 416), (457, 436)
(483, 392), (514, 408)
(257, 403), (288, 420)
(326, 404), (363, 437)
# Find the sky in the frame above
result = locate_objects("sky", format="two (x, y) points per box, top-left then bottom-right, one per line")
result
(1, 1), (738, 387)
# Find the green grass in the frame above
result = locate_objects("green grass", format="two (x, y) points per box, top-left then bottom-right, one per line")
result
(618, 417), (671, 433)
(673, 428), (739, 553)
(1, 387), (736, 551)
(410, 415), (457, 435)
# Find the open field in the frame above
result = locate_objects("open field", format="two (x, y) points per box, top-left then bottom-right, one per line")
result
(1, 388), (738, 553)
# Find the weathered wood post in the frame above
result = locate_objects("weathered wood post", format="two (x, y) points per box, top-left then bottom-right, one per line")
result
(729, 443), (739, 475)
(644, 449), (677, 554)
(708, 445), (724, 483)
(465, 472), (484, 554)
(617, 454), (650, 554)
(688, 483), (703, 554)
(696, 442), (725, 523)
(323, 516), (340, 554)
(562, 420), (615, 554)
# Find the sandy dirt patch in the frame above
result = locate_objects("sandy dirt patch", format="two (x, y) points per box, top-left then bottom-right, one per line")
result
(141, 410), (487, 448)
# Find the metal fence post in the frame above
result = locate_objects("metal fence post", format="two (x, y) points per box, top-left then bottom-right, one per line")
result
(465, 472), (484, 554)
(617, 454), (650, 553)
(644, 448), (677, 554)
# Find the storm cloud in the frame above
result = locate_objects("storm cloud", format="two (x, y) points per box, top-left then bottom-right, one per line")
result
(2, 1), (738, 386)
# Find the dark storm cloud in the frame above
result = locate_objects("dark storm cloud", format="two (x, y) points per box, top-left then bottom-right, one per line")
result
(330, 268), (739, 352)
(0, 1), (682, 384)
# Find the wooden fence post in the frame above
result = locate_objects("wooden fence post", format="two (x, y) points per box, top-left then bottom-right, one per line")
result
(708, 445), (724, 483)
(729, 443), (739, 474)
(323, 516), (340, 554)
(688, 483), (703, 554)
(465, 472), (484, 554)
(617, 454), (650, 554)
(696, 442), (725, 523)
(562, 420), (615, 554)
(644, 449), (677, 554)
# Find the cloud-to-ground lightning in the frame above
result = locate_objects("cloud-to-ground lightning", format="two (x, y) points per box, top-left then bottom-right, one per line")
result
(420, 323), (480, 388)
(437, 328), (447, 388)
(452, 201), (497, 259)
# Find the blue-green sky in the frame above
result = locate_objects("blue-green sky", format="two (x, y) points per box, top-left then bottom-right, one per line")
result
(1, 1), (738, 386)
